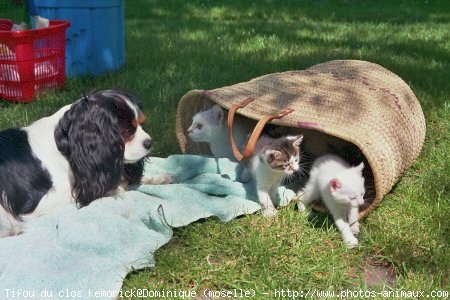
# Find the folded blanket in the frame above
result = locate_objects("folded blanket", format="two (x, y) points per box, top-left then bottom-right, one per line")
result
(0, 155), (295, 299)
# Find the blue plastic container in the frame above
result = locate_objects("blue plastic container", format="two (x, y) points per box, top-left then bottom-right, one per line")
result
(34, 0), (124, 77)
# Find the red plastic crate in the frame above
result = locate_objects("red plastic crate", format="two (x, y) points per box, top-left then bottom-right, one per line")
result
(0, 19), (70, 103)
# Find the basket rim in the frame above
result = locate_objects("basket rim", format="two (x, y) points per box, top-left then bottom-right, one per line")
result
(0, 19), (70, 38)
(176, 60), (426, 218)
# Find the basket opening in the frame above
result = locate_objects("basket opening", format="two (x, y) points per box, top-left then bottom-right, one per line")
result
(180, 97), (376, 214)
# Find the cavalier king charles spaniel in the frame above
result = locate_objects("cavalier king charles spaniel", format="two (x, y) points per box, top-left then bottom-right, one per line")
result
(0, 90), (172, 237)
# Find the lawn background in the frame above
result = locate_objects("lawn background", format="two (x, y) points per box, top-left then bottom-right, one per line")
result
(1, 0), (449, 296)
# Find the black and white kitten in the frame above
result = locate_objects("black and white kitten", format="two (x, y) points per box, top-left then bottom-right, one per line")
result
(241, 135), (303, 217)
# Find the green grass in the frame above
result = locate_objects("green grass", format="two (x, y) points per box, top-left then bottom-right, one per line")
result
(2, 0), (449, 296)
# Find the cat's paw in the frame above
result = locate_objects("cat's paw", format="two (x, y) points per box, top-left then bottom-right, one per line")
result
(297, 201), (307, 213)
(262, 207), (278, 218)
(344, 236), (359, 249)
(350, 223), (360, 235)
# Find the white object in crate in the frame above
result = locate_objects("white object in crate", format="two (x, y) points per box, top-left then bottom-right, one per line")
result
(0, 52), (57, 97)
(11, 22), (28, 31)
(32, 16), (49, 29)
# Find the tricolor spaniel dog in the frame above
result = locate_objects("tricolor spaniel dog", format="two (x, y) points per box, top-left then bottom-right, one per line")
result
(0, 90), (172, 237)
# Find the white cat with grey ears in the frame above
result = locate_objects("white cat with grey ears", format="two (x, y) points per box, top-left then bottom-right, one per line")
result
(297, 154), (365, 248)
(187, 104), (253, 161)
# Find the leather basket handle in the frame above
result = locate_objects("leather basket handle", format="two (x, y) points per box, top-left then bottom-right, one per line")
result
(227, 98), (294, 161)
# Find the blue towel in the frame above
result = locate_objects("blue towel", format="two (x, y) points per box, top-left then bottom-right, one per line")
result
(0, 155), (295, 299)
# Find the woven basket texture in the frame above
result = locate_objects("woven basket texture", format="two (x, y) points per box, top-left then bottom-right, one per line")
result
(176, 60), (426, 216)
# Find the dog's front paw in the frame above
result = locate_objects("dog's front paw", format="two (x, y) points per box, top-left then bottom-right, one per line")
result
(0, 224), (23, 238)
(116, 185), (127, 196)
(106, 185), (127, 198)
(141, 173), (175, 185)
(160, 173), (175, 184)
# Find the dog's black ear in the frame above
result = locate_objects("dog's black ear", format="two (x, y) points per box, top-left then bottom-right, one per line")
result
(54, 95), (124, 207)
(123, 159), (145, 185)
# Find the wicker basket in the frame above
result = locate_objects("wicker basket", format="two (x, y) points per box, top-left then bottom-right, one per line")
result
(176, 60), (426, 217)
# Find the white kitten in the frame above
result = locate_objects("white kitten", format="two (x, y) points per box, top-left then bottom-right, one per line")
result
(187, 104), (252, 161)
(241, 135), (303, 217)
(297, 154), (365, 248)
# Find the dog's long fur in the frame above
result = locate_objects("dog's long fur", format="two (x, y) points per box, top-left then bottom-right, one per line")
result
(0, 90), (169, 237)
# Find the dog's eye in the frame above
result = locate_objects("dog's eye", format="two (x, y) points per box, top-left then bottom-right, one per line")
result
(196, 124), (203, 130)
(122, 128), (135, 143)
(123, 128), (134, 136)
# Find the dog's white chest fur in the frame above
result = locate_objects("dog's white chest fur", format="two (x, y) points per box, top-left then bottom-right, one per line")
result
(23, 105), (75, 220)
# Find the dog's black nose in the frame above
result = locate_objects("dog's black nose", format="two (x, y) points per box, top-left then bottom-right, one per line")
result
(143, 139), (153, 150)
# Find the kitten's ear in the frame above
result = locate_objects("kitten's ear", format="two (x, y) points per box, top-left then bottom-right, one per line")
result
(293, 135), (303, 147)
(329, 178), (342, 191)
(211, 104), (224, 125)
(266, 150), (281, 162)
(355, 162), (364, 173)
